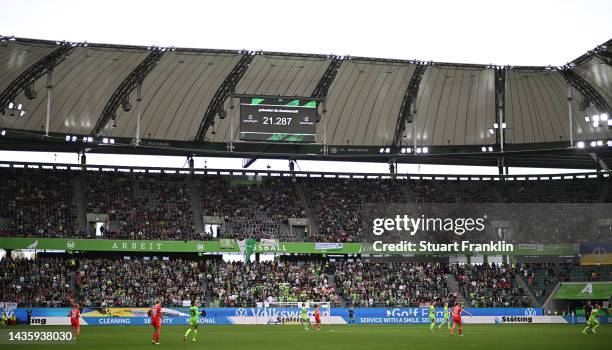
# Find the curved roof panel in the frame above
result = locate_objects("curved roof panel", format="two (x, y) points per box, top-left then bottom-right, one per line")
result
(321, 59), (416, 145)
(0, 40), (56, 94)
(505, 69), (608, 144)
(236, 54), (329, 96)
(2, 45), (148, 135)
(574, 56), (612, 109)
(405, 65), (495, 146)
(104, 50), (241, 141)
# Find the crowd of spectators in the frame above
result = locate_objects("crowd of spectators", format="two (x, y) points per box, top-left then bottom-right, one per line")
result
(0, 257), (72, 307)
(302, 178), (407, 242)
(0, 167), (610, 244)
(200, 177), (305, 241)
(334, 260), (454, 307)
(5, 255), (612, 308)
(205, 260), (335, 307)
(0, 168), (78, 238)
(76, 257), (205, 307)
(83, 172), (195, 240)
(453, 263), (531, 307)
(411, 180), (500, 203)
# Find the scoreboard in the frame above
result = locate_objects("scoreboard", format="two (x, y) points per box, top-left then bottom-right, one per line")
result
(239, 97), (318, 143)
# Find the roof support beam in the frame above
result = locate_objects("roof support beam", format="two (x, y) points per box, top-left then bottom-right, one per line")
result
(590, 153), (610, 172)
(592, 39), (612, 66)
(92, 48), (165, 136)
(0, 43), (75, 110)
(393, 63), (427, 147)
(559, 68), (611, 115)
(594, 51), (612, 66)
(495, 67), (506, 151)
(311, 55), (343, 99)
(194, 51), (255, 143)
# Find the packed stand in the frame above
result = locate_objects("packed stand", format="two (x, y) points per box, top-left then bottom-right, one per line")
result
(453, 263), (531, 307)
(205, 260), (335, 307)
(200, 177), (305, 241)
(76, 257), (205, 307)
(334, 261), (454, 307)
(411, 180), (500, 203)
(302, 178), (406, 242)
(0, 257), (73, 306)
(83, 171), (195, 240)
(0, 167), (78, 238)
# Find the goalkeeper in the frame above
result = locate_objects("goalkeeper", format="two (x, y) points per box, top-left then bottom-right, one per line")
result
(582, 304), (600, 335)
(184, 301), (205, 342)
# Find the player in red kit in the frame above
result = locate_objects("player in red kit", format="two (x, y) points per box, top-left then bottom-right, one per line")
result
(148, 300), (163, 345)
(449, 302), (472, 337)
(313, 304), (321, 331)
(68, 304), (81, 338)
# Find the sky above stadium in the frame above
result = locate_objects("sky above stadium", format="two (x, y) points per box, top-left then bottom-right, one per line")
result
(1, 0), (611, 66)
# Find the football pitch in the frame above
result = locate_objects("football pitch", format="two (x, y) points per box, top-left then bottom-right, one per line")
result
(5, 324), (611, 350)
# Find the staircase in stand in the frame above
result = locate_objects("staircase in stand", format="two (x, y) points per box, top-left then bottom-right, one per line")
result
(188, 178), (205, 235)
(515, 274), (540, 307)
(73, 173), (88, 233)
(445, 273), (470, 306)
(325, 266), (345, 307)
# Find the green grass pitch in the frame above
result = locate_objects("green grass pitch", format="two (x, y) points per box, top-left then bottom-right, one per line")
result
(5, 324), (611, 350)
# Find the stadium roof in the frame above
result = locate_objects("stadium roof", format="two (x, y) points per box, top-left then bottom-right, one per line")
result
(0, 36), (611, 170)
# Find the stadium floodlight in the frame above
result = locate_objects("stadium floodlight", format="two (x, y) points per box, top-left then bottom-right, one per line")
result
(592, 114), (600, 122)
(593, 121), (599, 128)
(608, 119), (612, 127)
(488, 146), (493, 152)
(379, 148), (384, 153)
(416, 147), (422, 154)
(488, 128), (494, 135)
(597, 140), (603, 147)
(501, 123), (507, 129)
(405, 147), (411, 153)
(65, 135), (71, 141)
(8, 102), (13, 109)
(590, 141), (597, 147)
(422, 147), (429, 154)
(1, 130), (6, 136)
(585, 116), (590, 122)
(493, 123), (499, 129)
(400, 148), (406, 154)
(577, 141), (585, 148)
(71, 136), (77, 142)
(109, 138), (115, 144)
(121, 99), (132, 112)
(87, 136), (93, 143)
(102, 138), (109, 144)
(481, 146), (487, 152)
(608, 140), (612, 147)
(19, 110), (25, 117)
(384, 147), (391, 154)
(17, 104), (22, 110)
(600, 113), (608, 121)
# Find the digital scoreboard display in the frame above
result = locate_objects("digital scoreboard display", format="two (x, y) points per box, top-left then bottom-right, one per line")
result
(239, 97), (317, 143)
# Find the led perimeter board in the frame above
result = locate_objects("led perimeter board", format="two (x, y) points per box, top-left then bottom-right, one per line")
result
(239, 97), (318, 142)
